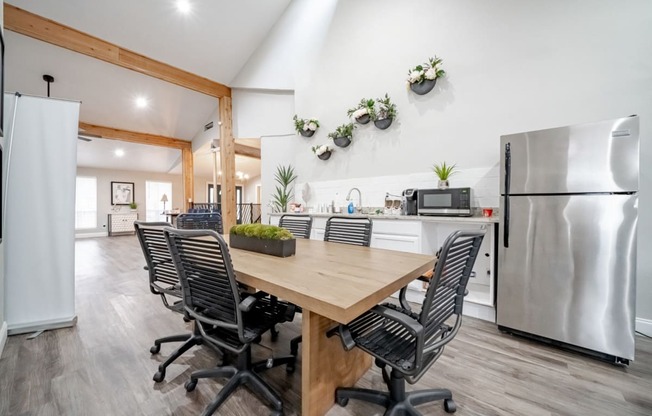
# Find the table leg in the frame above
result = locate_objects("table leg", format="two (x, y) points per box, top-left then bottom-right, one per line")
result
(301, 310), (371, 416)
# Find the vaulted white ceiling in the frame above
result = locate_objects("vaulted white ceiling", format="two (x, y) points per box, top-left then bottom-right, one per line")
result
(4, 0), (291, 175)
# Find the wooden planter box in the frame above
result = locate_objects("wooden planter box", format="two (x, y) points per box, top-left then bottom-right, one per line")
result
(229, 233), (296, 257)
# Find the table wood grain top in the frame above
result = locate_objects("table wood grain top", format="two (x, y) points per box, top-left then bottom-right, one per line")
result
(226, 237), (435, 324)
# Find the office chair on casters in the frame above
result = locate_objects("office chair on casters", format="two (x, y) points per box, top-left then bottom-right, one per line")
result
(278, 214), (313, 239)
(329, 230), (485, 415)
(134, 221), (217, 383)
(288, 215), (373, 361)
(164, 227), (296, 416)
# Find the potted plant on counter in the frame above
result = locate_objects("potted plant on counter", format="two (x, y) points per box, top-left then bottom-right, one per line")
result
(328, 123), (356, 148)
(371, 94), (397, 130)
(271, 164), (297, 212)
(433, 162), (457, 189)
(407, 56), (446, 95)
(293, 115), (320, 137)
(229, 223), (296, 257)
(312, 144), (333, 160)
(347, 98), (375, 124)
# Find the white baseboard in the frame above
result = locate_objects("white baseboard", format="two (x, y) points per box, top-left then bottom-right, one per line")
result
(75, 232), (108, 238)
(636, 318), (652, 337)
(7, 315), (77, 336)
(0, 321), (7, 359)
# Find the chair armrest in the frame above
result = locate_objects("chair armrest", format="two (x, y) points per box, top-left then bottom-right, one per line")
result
(398, 286), (412, 311)
(327, 325), (356, 351)
(239, 295), (258, 312)
(369, 305), (423, 338)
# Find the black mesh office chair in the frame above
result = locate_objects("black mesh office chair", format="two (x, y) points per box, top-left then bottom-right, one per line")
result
(177, 212), (223, 234)
(323, 215), (373, 246)
(278, 214), (313, 239)
(288, 216), (373, 359)
(164, 227), (296, 416)
(330, 230), (485, 415)
(134, 221), (214, 383)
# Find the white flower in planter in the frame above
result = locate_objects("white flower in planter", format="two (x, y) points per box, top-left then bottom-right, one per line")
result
(317, 145), (329, 155)
(408, 70), (424, 83)
(307, 122), (318, 131)
(352, 108), (368, 119)
(424, 67), (437, 80)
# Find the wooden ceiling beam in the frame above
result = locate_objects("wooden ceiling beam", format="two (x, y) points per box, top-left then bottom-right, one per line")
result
(234, 143), (261, 159)
(79, 122), (191, 150)
(4, 4), (231, 98)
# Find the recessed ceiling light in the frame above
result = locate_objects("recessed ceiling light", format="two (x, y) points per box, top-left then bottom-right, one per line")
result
(176, 0), (191, 14)
(115, 149), (125, 157)
(135, 96), (148, 108)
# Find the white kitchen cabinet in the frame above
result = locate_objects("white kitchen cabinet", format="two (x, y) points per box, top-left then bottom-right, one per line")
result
(108, 213), (138, 236)
(269, 213), (497, 322)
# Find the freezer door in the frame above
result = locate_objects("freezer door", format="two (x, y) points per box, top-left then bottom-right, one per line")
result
(500, 116), (639, 194)
(497, 194), (637, 360)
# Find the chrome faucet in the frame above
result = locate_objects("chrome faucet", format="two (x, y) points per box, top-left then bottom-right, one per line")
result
(346, 187), (362, 212)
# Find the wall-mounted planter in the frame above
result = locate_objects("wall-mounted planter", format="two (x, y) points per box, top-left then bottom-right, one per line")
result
(300, 129), (315, 138)
(410, 78), (437, 95)
(333, 137), (352, 148)
(374, 118), (393, 130)
(355, 114), (370, 125)
(229, 233), (296, 257)
(318, 151), (332, 160)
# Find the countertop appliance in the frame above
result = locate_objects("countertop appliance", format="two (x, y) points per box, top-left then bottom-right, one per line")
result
(498, 115), (639, 364)
(4, 93), (80, 335)
(402, 188), (418, 215)
(418, 187), (472, 216)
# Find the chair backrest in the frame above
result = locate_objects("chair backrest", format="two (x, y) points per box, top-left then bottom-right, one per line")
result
(164, 228), (244, 341)
(134, 221), (178, 297)
(419, 230), (485, 349)
(279, 214), (313, 239)
(177, 212), (224, 234)
(324, 216), (373, 247)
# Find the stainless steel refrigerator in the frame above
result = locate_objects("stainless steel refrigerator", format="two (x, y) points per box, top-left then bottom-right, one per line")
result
(497, 115), (639, 364)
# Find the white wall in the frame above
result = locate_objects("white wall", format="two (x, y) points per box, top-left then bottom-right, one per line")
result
(75, 167), (184, 235)
(244, 175), (261, 203)
(232, 89), (295, 139)
(247, 0), (652, 325)
(0, 0), (6, 355)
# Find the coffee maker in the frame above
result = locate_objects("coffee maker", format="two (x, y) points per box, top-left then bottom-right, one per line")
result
(402, 188), (418, 215)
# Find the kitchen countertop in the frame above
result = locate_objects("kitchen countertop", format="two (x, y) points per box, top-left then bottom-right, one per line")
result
(270, 212), (499, 224)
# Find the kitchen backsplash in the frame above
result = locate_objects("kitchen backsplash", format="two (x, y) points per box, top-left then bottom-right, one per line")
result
(294, 166), (500, 211)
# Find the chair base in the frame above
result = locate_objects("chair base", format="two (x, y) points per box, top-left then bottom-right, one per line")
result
(151, 323), (221, 383)
(335, 369), (457, 416)
(186, 346), (295, 416)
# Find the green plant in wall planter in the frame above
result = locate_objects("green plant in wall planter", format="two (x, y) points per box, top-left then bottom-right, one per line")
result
(271, 164), (297, 212)
(407, 56), (446, 95)
(293, 115), (320, 137)
(129, 202), (138, 211)
(371, 93), (398, 130)
(433, 161), (457, 189)
(347, 98), (375, 125)
(312, 144), (333, 160)
(328, 123), (356, 148)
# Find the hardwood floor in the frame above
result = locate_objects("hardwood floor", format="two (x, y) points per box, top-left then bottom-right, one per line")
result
(1, 235), (651, 416)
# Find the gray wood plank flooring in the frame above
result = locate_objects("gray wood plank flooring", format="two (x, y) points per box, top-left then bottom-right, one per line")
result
(0, 235), (650, 415)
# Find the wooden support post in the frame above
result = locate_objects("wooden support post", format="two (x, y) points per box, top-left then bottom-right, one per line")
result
(182, 147), (194, 212)
(219, 96), (236, 232)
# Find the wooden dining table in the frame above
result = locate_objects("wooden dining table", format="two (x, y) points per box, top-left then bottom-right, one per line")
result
(226, 237), (435, 416)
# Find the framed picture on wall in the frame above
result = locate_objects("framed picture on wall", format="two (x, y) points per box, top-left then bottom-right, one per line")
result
(111, 181), (134, 205)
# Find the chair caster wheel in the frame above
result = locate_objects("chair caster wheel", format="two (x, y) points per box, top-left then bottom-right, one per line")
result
(152, 370), (165, 383)
(336, 397), (349, 407)
(270, 326), (279, 342)
(185, 379), (197, 392)
(444, 398), (457, 413)
(150, 344), (161, 354)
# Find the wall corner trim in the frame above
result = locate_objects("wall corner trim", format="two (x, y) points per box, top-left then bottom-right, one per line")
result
(0, 321), (8, 359)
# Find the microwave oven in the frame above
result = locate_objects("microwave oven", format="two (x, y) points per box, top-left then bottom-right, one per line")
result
(418, 187), (472, 216)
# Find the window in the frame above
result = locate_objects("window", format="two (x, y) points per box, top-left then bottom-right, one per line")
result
(75, 176), (97, 229)
(207, 184), (242, 205)
(146, 181), (172, 221)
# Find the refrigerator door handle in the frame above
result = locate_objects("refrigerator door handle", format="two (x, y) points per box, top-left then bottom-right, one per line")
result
(504, 142), (511, 248)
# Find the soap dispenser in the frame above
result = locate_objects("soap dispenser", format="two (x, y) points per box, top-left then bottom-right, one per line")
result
(347, 201), (355, 214)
